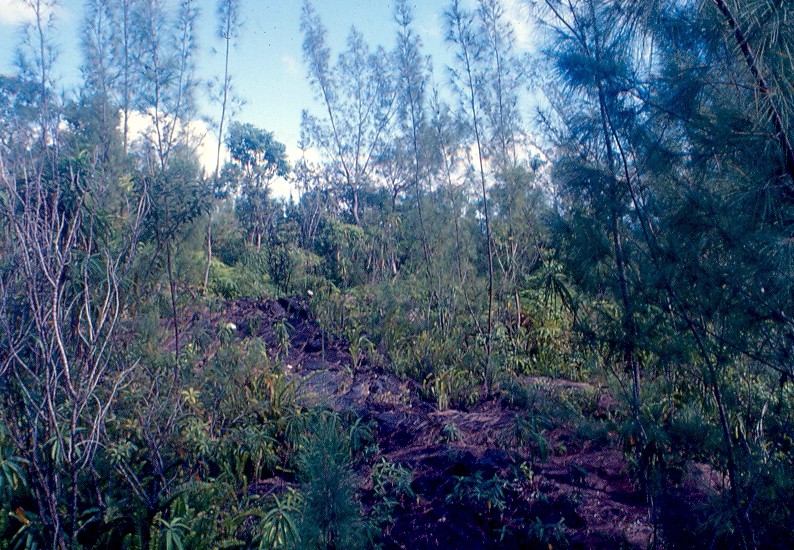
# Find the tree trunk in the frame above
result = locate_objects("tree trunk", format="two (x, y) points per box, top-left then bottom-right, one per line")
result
(166, 237), (180, 363)
(710, 0), (794, 191)
(203, 211), (212, 294)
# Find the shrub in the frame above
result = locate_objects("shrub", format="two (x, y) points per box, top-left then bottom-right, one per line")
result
(295, 413), (369, 550)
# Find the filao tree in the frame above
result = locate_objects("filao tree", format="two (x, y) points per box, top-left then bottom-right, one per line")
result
(204, 0), (244, 293)
(300, 0), (396, 226)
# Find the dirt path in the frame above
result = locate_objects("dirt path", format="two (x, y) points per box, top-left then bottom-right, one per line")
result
(195, 297), (656, 548)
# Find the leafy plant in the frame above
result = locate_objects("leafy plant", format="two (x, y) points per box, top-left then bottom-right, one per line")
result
(150, 511), (189, 550)
(348, 334), (374, 371)
(370, 459), (415, 532)
(423, 367), (480, 411)
(348, 416), (377, 458)
(0, 440), (27, 498)
(273, 318), (293, 359)
(295, 413), (369, 549)
(447, 471), (508, 516)
(525, 517), (569, 549)
(442, 422), (463, 443)
(258, 489), (303, 550)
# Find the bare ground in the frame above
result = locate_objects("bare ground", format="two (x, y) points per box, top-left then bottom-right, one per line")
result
(175, 297), (713, 549)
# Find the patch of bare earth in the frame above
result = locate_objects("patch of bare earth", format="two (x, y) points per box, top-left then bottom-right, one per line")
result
(181, 298), (723, 548)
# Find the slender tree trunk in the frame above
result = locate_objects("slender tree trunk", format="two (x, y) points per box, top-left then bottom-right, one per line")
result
(449, 4), (495, 392)
(203, 215), (212, 293)
(434, 98), (485, 340)
(215, 25), (232, 180)
(351, 186), (361, 226)
(206, 14), (234, 294)
(619, 119), (757, 549)
(121, 0), (131, 155)
(469, 70), (496, 395)
(69, 464), (79, 550)
(593, 25), (642, 431)
(34, 0), (50, 149)
(407, 95), (433, 277)
(165, 235), (180, 363)
(710, 0), (794, 191)
(710, 363), (755, 550)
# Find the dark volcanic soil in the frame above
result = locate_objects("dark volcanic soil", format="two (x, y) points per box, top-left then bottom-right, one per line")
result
(179, 297), (686, 549)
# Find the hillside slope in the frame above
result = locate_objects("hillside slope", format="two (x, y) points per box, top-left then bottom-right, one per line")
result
(173, 296), (718, 549)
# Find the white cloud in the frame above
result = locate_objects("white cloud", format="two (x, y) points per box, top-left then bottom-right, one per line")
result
(270, 175), (293, 199)
(126, 110), (224, 176)
(501, 0), (535, 52)
(0, 0), (34, 25)
(418, 14), (444, 45)
(0, 0), (61, 27)
(126, 110), (304, 199)
(191, 118), (222, 175)
(457, 0), (535, 52)
(281, 53), (301, 77)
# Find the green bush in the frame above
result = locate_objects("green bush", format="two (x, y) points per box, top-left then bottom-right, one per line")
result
(208, 257), (272, 300)
(295, 413), (369, 550)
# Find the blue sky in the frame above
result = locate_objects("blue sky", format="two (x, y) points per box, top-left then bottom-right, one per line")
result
(224, 0), (454, 157)
(0, 0), (533, 168)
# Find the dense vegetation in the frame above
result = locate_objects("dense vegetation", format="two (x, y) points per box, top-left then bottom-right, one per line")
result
(1, 0), (793, 548)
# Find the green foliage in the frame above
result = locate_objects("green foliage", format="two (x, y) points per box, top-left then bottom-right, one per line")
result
(150, 512), (189, 550)
(348, 334), (373, 371)
(2, 1), (794, 548)
(441, 422), (462, 443)
(447, 471), (508, 516)
(0, 427), (31, 548)
(5, 509), (41, 550)
(208, 256), (272, 300)
(423, 366), (481, 411)
(503, 414), (551, 461)
(223, 122), (290, 253)
(370, 459), (415, 531)
(347, 416), (377, 458)
(258, 489), (303, 549)
(273, 318), (293, 359)
(314, 219), (367, 288)
(515, 282), (585, 381)
(0, 432), (27, 499)
(226, 122), (289, 177)
(295, 413), (369, 550)
(525, 517), (569, 549)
